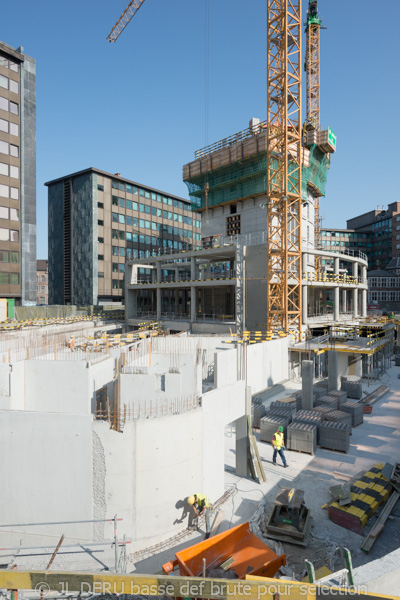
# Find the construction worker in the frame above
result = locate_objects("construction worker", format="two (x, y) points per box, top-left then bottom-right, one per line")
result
(188, 494), (211, 538)
(69, 336), (75, 352)
(272, 425), (289, 468)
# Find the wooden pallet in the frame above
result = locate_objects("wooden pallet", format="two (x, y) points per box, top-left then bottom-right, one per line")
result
(361, 491), (400, 553)
(248, 416), (267, 484)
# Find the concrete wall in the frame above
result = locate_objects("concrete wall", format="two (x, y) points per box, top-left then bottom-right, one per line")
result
(214, 347), (237, 388)
(0, 410), (93, 547)
(337, 352), (363, 380)
(353, 547), (400, 595)
(247, 337), (289, 394)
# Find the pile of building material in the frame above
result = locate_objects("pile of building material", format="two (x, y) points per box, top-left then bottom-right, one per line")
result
(260, 415), (290, 443)
(315, 396), (339, 411)
(287, 423), (317, 455)
(252, 403), (266, 428)
(341, 401), (364, 427)
(326, 390), (347, 408)
(311, 405), (335, 421)
(267, 405), (294, 423)
(329, 463), (393, 535)
(319, 422), (350, 453)
(341, 375), (363, 400)
(293, 410), (322, 427)
(325, 410), (353, 433)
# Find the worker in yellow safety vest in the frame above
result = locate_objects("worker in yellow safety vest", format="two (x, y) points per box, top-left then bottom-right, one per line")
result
(188, 494), (212, 538)
(272, 426), (289, 468)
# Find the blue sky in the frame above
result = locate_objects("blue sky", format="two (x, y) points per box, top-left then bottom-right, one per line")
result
(1, 0), (399, 258)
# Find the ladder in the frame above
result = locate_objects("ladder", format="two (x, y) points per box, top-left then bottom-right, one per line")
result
(305, 547), (354, 587)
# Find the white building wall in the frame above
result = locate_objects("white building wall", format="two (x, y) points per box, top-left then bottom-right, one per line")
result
(247, 337), (289, 394)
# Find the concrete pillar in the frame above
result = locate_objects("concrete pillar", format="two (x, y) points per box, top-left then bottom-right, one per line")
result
(301, 360), (314, 410)
(353, 288), (358, 319)
(126, 290), (137, 319)
(334, 256), (340, 276)
(352, 261), (358, 279)
(342, 289), (347, 313)
(302, 285), (308, 325)
(302, 253), (308, 278)
(362, 265), (367, 285)
(156, 288), (161, 320)
(156, 262), (161, 283)
(174, 289), (179, 315)
(191, 286), (196, 322)
(328, 350), (340, 392)
(334, 285), (340, 322)
(236, 386), (251, 477)
(362, 289), (367, 318)
(191, 257), (196, 280)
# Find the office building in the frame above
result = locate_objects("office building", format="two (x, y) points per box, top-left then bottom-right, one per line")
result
(46, 168), (201, 305)
(0, 41), (36, 304)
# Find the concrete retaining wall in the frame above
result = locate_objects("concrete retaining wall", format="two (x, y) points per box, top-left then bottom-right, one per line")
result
(247, 337), (289, 394)
(353, 547), (400, 595)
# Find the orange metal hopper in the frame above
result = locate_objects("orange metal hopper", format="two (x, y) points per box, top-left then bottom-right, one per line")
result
(162, 522), (286, 579)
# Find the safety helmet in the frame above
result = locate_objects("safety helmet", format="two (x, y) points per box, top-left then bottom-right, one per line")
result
(187, 495), (196, 505)
(279, 426), (284, 432)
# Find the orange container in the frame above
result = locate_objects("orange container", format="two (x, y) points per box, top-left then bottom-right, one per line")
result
(162, 522), (286, 579)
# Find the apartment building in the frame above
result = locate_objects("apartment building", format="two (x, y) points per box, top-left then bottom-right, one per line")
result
(0, 41), (36, 304)
(46, 168), (201, 305)
(36, 259), (48, 304)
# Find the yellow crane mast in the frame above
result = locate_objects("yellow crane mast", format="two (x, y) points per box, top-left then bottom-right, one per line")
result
(305, 0), (324, 260)
(266, 0), (302, 333)
(107, 0), (147, 43)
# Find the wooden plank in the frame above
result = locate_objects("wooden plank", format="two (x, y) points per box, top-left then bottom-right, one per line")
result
(361, 491), (400, 553)
(208, 509), (224, 538)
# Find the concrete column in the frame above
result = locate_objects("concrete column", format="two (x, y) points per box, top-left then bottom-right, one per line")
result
(352, 261), (358, 279)
(174, 289), (179, 315)
(190, 286), (196, 322)
(236, 386), (251, 477)
(301, 360), (314, 410)
(362, 289), (367, 318)
(156, 288), (161, 320)
(353, 288), (358, 319)
(302, 285), (308, 325)
(342, 289), (347, 313)
(328, 350), (340, 392)
(302, 253), (308, 278)
(362, 265), (367, 285)
(334, 285), (340, 322)
(156, 262), (161, 283)
(191, 257), (196, 280)
(126, 290), (137, 319)
(334, 256), (340, 276)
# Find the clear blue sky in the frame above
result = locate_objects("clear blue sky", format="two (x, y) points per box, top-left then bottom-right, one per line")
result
(2, 0), (399, 259)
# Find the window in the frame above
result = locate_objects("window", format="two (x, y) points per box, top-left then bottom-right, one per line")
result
(112, 181), (119, 189)
(0, 74), (8, 89)
(10, 165), (18, 178)
(151, 222), (157, 231)
(0, 206), (9, 219)
(10, 61), (18, 73)
(112, 279), (119, 289)
(98, 254), (104, 261)
(145, 220), (150, 229)
(98, 202), (104, 209)
(119, 264), (125, 273)
(0, 97), (8, 111)
(10, 144), (18, 157)
(9, 80), (18, 94)
(10, 251), (19, 263)
(10, 230), (19, 242)
(112, 196), (118, 205)
(112, 212), (118, 222)
(140, 189), (145, 197)
(140, 219), (145, 228)
(9, 102), (18, 115)
(40, 297), (45, 303)
(112, 263), (119, 272)
(0, 273), (9, 284)
(0, 56), (8, 68)
(10, 122), (18, 136)
(118, 182), (125, 192)
(98, 237), (104, 243)
(10, 208), (19, 221)
(119, 247), (125, 257)
(97, 184), (104, 191)
(10, 273), (19, 285)
(0, 140), (9, 155)
(0, 118), (8, 133)
(145, 191), (150, 199)
(132, 201), (138, 211)
(118, 214), (125, 224)
(0, 184), (9, 198)
(126, 199), (132, 210)
(112, 229), (119, 239)
(112, 246), (119, 256)
(119, 231), (125, 240)
(41, 285), (45, 292)
(0, 250), (8, 262)
(98, 272), (104, 278)
(10, 187), (18, 200)
(98, 219), (104, 226)
(119, 198), (125, 208)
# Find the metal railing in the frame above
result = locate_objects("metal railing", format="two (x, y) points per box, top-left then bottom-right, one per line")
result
(194, 120), (267, 158)
(314, 245), (368, 262)
(304, 272), (366, 285)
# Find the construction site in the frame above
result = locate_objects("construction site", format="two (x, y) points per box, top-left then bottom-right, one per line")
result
(1, 1), (400, 600)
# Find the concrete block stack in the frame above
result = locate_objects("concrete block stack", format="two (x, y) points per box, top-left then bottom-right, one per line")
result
(313, 387), (328, 400)
(341, 375), (363, 400)
(273, 399), (297, 411)
(287, 423), (317, 455)
(327, 390), (347, 409)
(315, 396), (338, 411)
(269, 401), (296, 418)
(260, 415), (290, 443)
(264, 408), (294, 424)
(319, 422), (350, 452)
(341, 401), (364, 427)
(325, 410), (353, 433)
(252, 403), (266, 428)
(311, 405), (335, 421)
(295, 394), (316, 411)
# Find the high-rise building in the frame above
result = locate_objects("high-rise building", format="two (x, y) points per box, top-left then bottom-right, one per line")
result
(0, 41), (36, 305)
(36, 259), (48, 305)
(46, 168), (202, 306)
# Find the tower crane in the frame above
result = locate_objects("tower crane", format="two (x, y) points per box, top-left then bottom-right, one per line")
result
(305, 0), (324, 260)
(107, 0), (303, 333)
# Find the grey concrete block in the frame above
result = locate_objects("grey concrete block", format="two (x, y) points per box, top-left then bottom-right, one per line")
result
(260, 415), (290, 443)
(327, 390), (347, 408)
(325, 410), (353, 433)
(287, 422), (317, 455)
(319, 421), (350, 453)
(311, 405), (335, 421)
(252, 404), (266, 428)
(341, 401), (364, 427)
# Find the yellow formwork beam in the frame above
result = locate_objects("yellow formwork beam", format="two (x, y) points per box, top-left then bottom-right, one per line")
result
(0, 571), (398, 600)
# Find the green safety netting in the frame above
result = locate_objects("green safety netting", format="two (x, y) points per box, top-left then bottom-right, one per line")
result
(185, 143), (330, 210)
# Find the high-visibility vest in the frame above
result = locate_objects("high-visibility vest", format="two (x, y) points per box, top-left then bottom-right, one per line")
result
(195, 494), (210, 509)
(272, 431), (284, 450)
